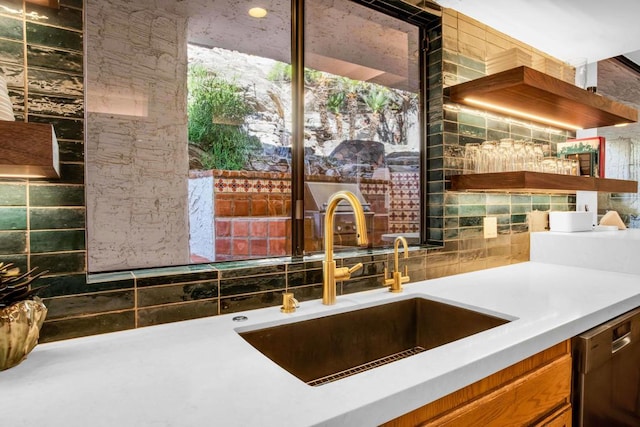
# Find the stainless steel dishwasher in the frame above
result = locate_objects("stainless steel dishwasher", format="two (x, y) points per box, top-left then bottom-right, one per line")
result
(573, 307), (640, 426)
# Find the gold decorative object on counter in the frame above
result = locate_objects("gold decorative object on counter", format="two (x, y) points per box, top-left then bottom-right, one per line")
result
(384, 236), (410, 293)
(0, 263), (48, 371)
(1, 299), (47, 370)
(280, 292), (299, 314)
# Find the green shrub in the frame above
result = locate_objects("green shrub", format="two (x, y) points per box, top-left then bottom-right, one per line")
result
(198, 125), (260, 170)
(267, 62), (292, 82)
(187, 64), (260, 170)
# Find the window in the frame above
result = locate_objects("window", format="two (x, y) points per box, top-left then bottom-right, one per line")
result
(301, 0), (422, 255)
(86, 0), (431, 271)
(187, 0), (425, 262)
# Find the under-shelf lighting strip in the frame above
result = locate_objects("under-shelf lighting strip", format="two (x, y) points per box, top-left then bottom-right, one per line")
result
(443, 103), (570, 136)
(463, 97), (583, 131)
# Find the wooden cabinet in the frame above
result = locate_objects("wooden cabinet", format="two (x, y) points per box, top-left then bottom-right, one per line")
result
(382, 340), (572, 427)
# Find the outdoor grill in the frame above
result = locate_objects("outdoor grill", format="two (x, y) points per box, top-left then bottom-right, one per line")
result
(304, 182), (374, 248)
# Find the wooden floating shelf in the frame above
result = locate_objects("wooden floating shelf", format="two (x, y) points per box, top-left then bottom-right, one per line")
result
(446, 66), (638, 130)
(0, 121), (59, 178)
(450, 171), (638, 194)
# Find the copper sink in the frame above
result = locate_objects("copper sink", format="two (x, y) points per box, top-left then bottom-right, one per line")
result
(239, 297), (509, 386)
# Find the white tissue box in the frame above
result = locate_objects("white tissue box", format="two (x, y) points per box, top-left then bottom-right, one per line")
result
(549, 211), (594, 232)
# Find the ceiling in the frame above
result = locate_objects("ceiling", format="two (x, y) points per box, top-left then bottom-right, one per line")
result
(432, 0), (640, 64)
(177, 0), (640, 82)
(184, 0), (421, 91)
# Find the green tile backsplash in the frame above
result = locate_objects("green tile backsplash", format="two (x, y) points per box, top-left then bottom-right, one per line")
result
(137, 281), (219, 307)
(0, 231), (26, 254)
(29, 207), (85, 229)
(426, 20), (575, 251)
(138, 299), (219, 328)
(31, 251), (85, 274)
(25, 22), (83, 51)
(0, 15), (21, 39)
(29, 184), (85, 206)
(28, 93), (84, 119)
(0, 0), (88, 341)
(29, 229), (85, 253)
(0, 183), (26, 204)
(26, 45), (84, 74)
(42, 311), (136, 342)
(25, 3), (83, 31)
(0, 207), (27, 229)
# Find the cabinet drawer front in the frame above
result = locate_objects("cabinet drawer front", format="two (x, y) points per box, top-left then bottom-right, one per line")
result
(421, 354), (572, 427)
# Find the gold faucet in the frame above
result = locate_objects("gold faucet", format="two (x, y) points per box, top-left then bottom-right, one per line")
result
(384, 236), (410, 293)
(322, 191), (369, 305)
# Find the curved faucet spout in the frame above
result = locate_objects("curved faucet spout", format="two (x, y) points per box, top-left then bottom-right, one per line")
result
(323, 191), (369, 263)
(393, 235), (409, 268)
(384, 235), (410, 293)
(322, 190), (369, 305)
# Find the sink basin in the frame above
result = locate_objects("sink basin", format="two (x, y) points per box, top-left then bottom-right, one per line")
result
(239, 297), (510, 386)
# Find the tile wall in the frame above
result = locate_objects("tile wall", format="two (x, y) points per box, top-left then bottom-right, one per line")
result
(0, 3), (577, 344)
(0, 0), (89, 341)
(426, 9), (576, 255)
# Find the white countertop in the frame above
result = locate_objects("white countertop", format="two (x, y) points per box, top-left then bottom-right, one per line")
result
(531, 228), (640, 275)
(3, 261), (640, 426)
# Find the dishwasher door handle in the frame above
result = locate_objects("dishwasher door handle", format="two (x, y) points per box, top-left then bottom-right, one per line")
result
(612, 332), (632, 354)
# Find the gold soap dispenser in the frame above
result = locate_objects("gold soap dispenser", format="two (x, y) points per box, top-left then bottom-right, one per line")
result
(280, 292), (299, 313)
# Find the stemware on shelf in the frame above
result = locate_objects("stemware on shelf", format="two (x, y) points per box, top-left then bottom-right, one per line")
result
(479, 140), (498, 173)
(461, 139), (577, 175)
(463, 143), (480, 174)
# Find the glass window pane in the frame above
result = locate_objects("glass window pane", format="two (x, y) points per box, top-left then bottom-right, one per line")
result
(303, 0), (421, 254)
(186, 2), (292, 262)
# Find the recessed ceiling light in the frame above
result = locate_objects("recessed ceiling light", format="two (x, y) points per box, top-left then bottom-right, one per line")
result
(249, 7), (267, 18)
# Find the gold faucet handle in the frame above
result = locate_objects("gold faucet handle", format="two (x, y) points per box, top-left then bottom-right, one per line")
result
(400, 271), (410, 284)
(399, 266), (410, 286)
(335, 262), (363, 281)
(383, 267), (394, 286)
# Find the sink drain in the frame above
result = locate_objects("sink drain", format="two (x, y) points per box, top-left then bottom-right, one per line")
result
(307, 346), (426, 387)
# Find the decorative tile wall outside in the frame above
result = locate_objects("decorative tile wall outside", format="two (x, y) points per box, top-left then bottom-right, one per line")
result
(213, 174), (292, 194)
(387, 172), (419, 233)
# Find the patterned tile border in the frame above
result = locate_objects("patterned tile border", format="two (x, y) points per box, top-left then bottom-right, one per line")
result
(213, 177), (292, 194)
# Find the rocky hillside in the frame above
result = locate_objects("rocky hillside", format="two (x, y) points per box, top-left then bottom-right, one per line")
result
(188, 45), (420, 177)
